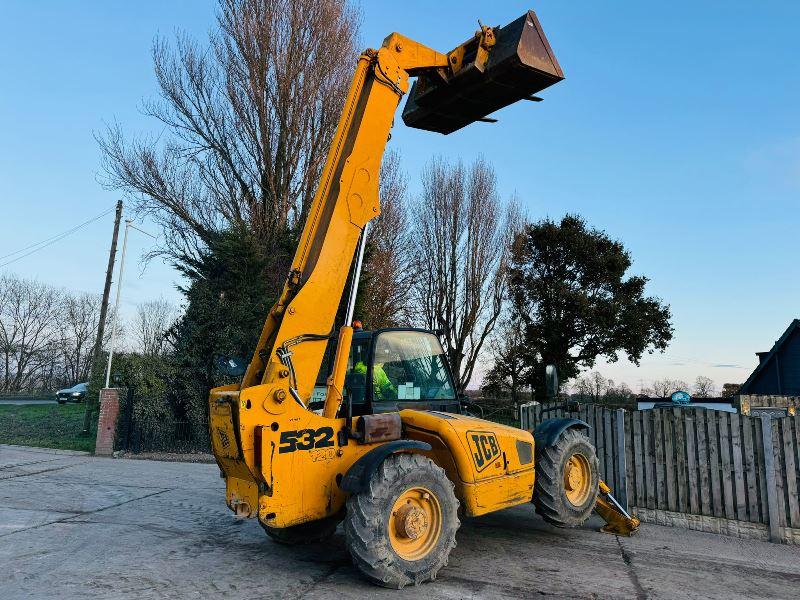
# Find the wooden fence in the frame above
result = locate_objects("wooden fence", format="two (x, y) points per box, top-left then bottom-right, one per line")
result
(520, 403), (628, 507)
(520, 403), (800, 543)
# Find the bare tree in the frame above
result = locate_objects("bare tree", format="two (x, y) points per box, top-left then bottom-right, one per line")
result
(572, 372), (633, 404)
(59, 293), (102, 385)
(651, 378), (690, 398)
(0, 274), (62, 392)
(411, 157), (520, 390)
(693, 375), (716, 398)
(357, 150), (413, 328)
(570, 372), (610, 402)
(651, 379), (670, 398)
(481, 313), (528, 403)
(589, 372), (611, 401)
(605, 380), (634, 403)
(133, 299), (178, 357)
(98, 0), (360, 268)
(572, 375), (593, 401)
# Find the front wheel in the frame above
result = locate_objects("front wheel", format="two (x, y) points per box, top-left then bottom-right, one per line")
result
(344, 453), (460, 589)
(532, 428), (599, 528)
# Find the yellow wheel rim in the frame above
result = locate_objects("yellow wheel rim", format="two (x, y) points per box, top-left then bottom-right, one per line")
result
(563, 452), (592, 507)
(388, 487), (442, 561)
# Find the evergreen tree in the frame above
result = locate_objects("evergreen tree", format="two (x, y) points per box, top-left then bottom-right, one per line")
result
(508, 215), (673, 400)
(169, 229), (290, 427)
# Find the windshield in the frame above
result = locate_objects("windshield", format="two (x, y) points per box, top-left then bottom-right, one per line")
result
(371, 331), (455, 401)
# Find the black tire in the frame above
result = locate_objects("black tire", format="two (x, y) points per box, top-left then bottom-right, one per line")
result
(533, 428), (599, 528)
(344, 453), (459, 589)
(261, 514), (341, 545)
(57, 400), (65, 405)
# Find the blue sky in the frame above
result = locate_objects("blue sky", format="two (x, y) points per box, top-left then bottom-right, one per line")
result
(1, 1), (798, 391)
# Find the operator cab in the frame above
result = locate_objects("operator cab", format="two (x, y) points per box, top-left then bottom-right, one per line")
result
(335, 327), (460, 417)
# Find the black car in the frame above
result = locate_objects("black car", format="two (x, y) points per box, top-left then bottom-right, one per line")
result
(56, 382), (87, 404)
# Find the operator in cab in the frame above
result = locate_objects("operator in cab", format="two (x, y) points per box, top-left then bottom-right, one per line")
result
(347, 319), (397, 401)
(353, 358), (397, 401)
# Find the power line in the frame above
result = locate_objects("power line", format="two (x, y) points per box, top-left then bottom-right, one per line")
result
(0, 206), (115, 261)
(0, 206), (116, 269)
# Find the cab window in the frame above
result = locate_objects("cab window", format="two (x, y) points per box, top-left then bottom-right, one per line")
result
(372, 331), (455, 401)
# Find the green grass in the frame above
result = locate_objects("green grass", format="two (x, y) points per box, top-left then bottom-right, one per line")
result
(0, 403), (96, 452)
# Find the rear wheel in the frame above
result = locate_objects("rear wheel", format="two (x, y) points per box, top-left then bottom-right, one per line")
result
(532, 428), (599, 528)
(344, 453), (459, 589)
(261, 514), (341, 545)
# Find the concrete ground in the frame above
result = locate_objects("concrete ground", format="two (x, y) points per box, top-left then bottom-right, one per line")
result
(2, 445), (799, 600)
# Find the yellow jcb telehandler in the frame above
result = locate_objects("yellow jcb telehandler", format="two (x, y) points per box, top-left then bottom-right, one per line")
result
(209, 9), (638, 588)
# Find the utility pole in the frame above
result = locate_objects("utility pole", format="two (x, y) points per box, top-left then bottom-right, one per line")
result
(82, 200), (123, 435)
(104, 220), (131, 389)
(103, 219), (156, 388)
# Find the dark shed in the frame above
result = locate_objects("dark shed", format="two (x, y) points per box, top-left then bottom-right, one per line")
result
(739, 319), (800, 395)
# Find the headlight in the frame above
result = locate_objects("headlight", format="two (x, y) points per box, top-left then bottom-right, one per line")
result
(71, 392), (81, 397)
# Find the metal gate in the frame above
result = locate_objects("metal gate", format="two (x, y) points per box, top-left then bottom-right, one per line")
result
(118, 387), (210, 454)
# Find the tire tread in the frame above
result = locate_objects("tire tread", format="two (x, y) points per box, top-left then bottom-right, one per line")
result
(344, 453), (459, 589)
(532, 428), (600, 528)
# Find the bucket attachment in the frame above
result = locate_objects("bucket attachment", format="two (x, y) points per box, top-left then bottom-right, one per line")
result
(402, 10), (564, 135)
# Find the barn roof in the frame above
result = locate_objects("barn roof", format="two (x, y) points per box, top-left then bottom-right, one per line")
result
(739, 319), (800, 394)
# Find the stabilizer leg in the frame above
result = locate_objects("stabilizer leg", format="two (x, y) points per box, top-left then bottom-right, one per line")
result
(594, 480), (640, 536)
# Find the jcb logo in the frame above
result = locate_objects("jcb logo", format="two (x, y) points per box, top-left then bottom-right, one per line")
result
(467, 430), (501, 472)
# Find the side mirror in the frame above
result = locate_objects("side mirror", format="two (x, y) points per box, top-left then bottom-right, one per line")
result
(545, 364), (559, 399)
(459, 398), (484, 418)
(214, 354), (247, 377)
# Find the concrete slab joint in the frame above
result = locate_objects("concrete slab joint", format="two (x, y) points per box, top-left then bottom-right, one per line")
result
(95, 388), (121, 456)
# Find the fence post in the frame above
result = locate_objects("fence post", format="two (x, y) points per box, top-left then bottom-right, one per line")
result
(760, 415), (781, 543)
(519, 402), (535, 431)
(614, 409), (628, 511)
